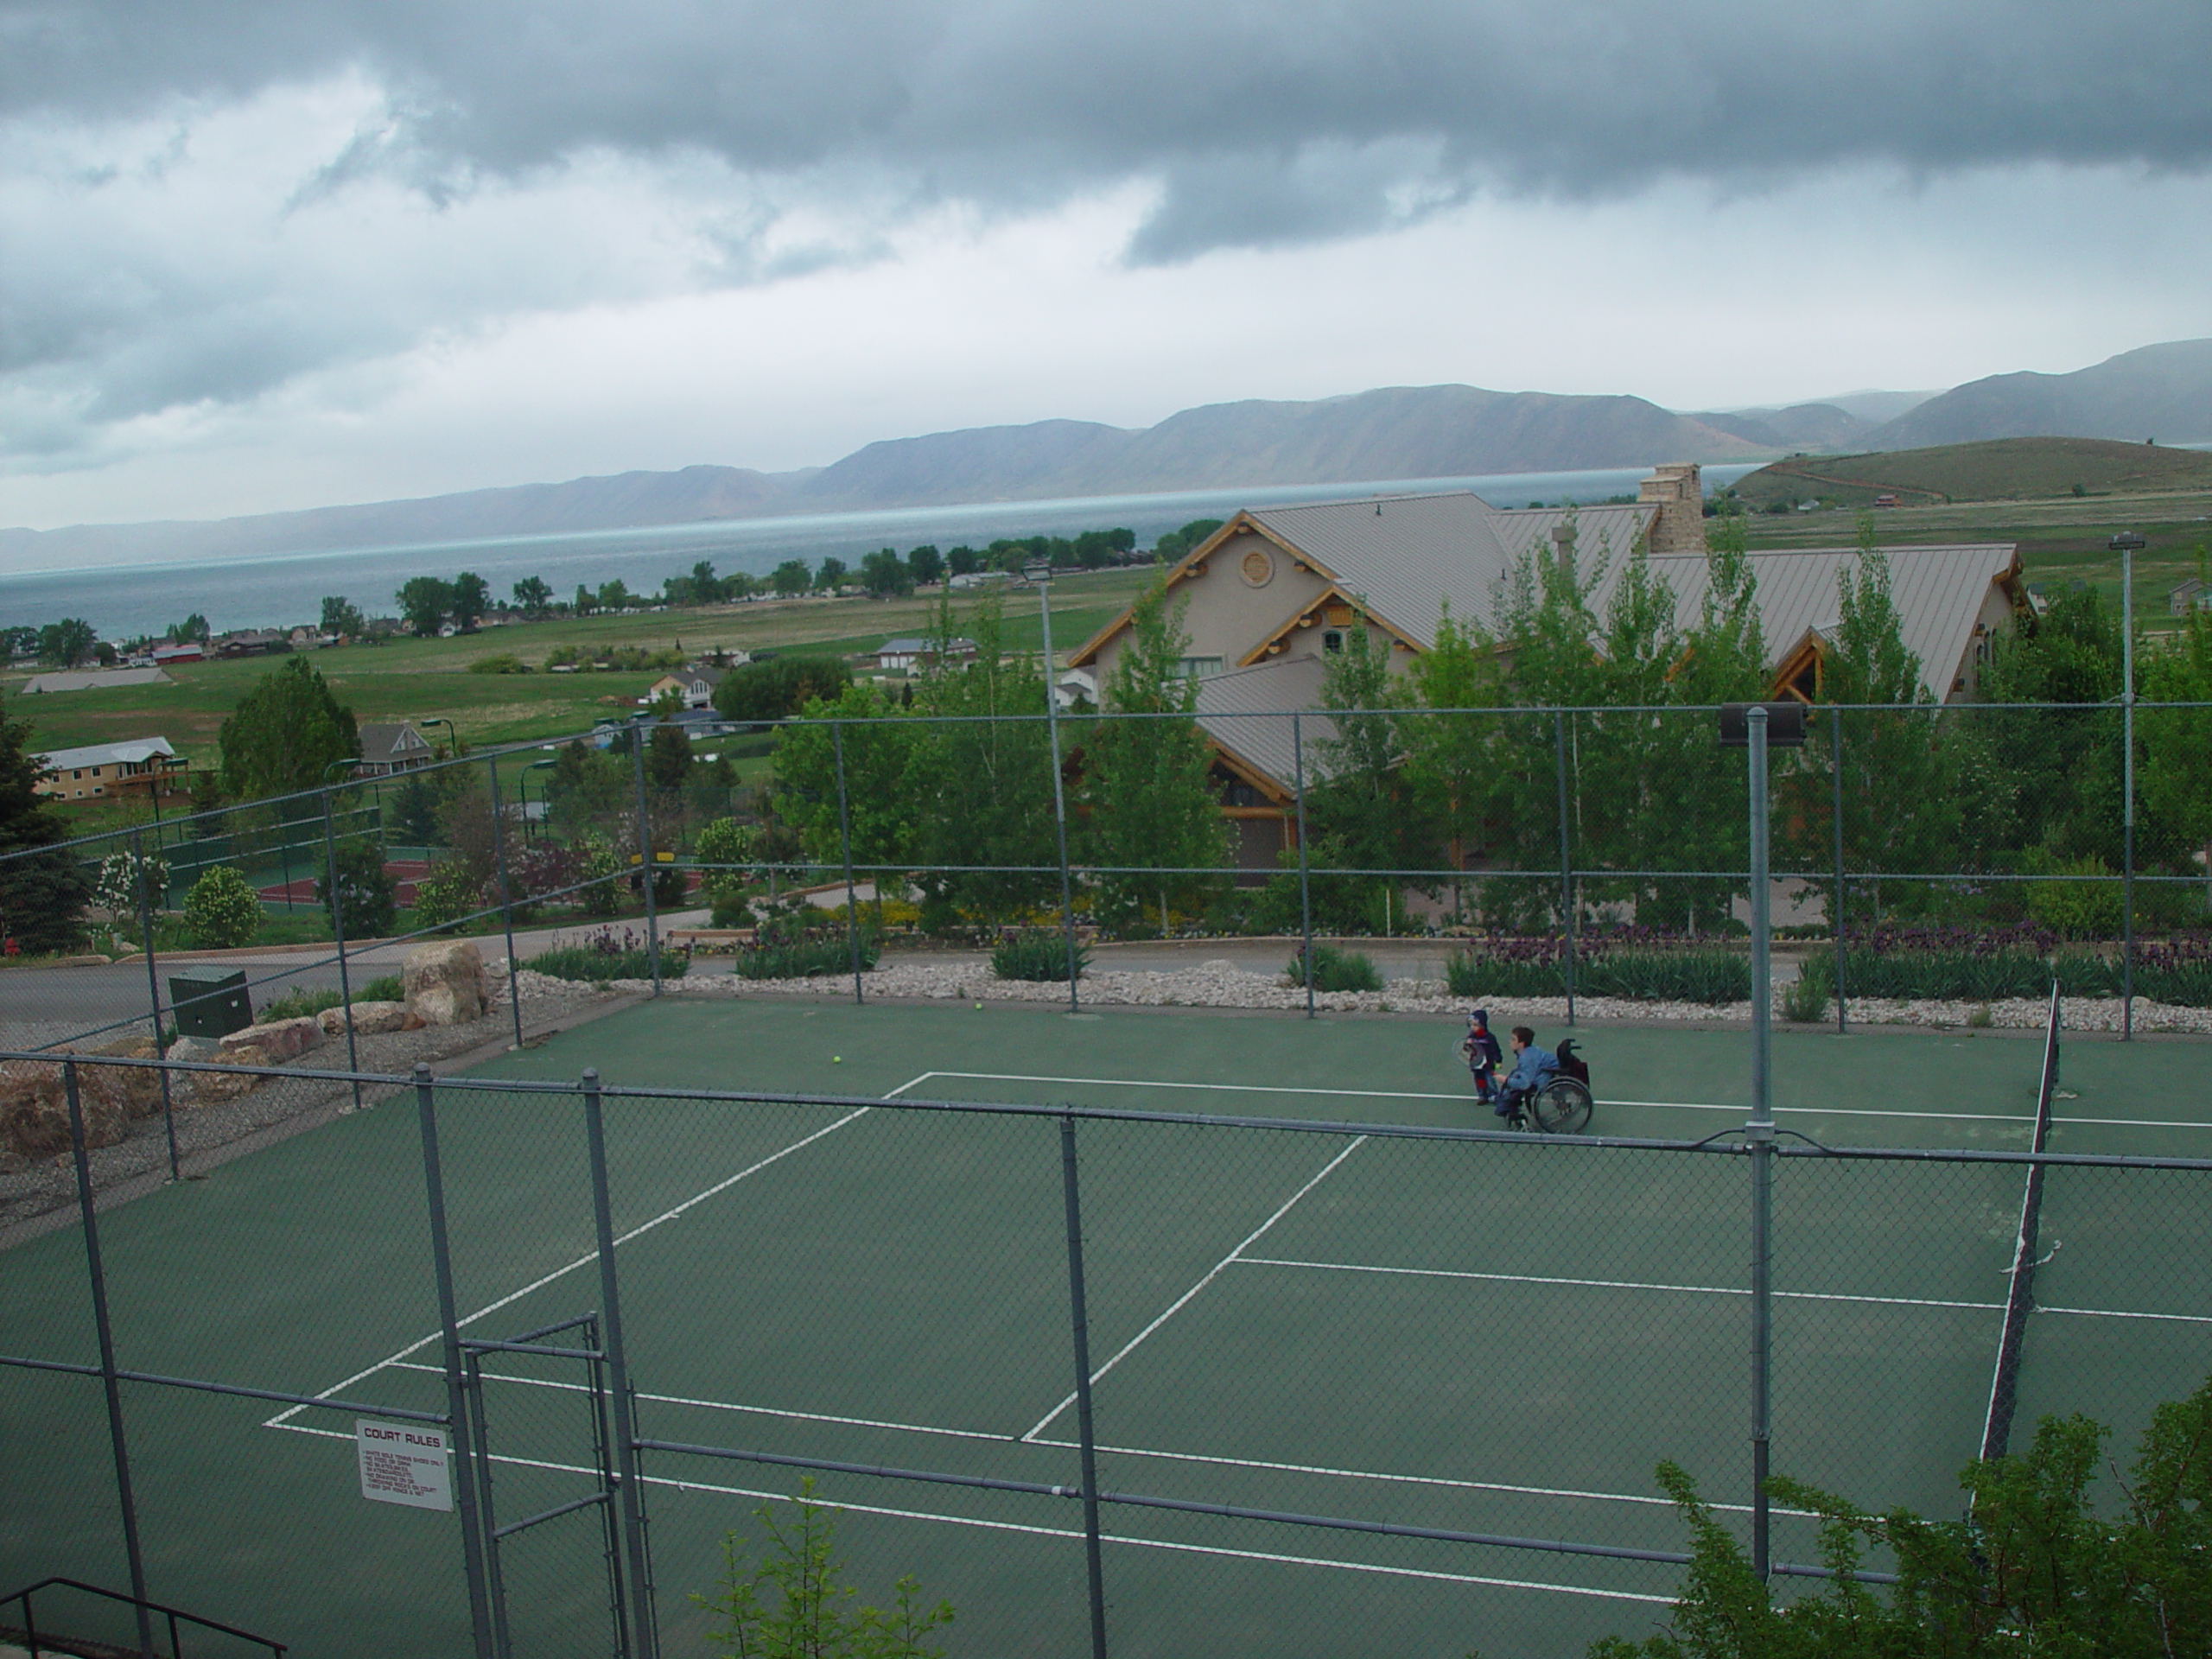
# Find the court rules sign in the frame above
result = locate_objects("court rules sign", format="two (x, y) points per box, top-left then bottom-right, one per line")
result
(356, 1421), (452, 1511)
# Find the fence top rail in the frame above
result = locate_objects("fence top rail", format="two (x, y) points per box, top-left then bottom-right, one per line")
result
(13, 1048), (2212, 1171)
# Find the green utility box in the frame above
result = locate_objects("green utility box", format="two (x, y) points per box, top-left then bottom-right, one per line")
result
(168, 971), (253, 1039)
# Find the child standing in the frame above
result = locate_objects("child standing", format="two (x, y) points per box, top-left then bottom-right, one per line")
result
(1459, 1008), (1503, 1104)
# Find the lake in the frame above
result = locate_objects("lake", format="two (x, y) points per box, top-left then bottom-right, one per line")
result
(0, 465), (1761, 639)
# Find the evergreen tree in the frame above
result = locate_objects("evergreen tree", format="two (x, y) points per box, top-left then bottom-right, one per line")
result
(1080, 579), (1229, 933)
(218, 656), (359, 802)
(0, 691), (94, 954)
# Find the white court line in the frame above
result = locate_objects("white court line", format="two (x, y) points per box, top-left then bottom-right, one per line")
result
(1239, 1257), (2007, 1314)
(386, 1360), (1020, 1441)
(265, 1073), (936, 1428)
(1239, 1257), (2212, 1327)
(1019, 1136), (1369, 1443)
(427, 1360), (1745, 1517)
(918, 1071), (2212, 1132)
(268, 1421), (1667, 1605)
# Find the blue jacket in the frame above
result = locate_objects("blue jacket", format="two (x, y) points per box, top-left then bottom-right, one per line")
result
(1506, 1046), (1559, 1094)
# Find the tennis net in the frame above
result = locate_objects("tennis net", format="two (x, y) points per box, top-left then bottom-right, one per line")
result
(1977, 980), (2063, 1462)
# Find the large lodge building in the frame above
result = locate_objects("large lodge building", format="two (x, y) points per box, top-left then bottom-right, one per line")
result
(1069, 465), (2025, 869)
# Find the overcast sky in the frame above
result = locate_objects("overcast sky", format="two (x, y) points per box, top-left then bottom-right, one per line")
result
(5, 0), (2211, 530)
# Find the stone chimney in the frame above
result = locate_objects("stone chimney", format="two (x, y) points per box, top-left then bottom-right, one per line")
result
(1638, 463), (1705, 554)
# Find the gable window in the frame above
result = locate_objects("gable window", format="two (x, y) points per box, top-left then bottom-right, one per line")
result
(1322, 630), (1344, 653)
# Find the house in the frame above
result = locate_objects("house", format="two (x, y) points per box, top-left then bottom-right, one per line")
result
(645, 664), (729, 710)
(1068, 463), (2025, 863)
(355, 721), (436, 777)
(150, 642), (204, 665)
(213, 629), (288, 658)
(34, 737), (188, 803)
(2172, 577), (2210, 616)
(948, 571), (1011, 592)
(874, 637), (978, 673)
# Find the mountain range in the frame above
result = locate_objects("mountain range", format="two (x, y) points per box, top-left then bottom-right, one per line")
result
(4, 339), (2209, 576)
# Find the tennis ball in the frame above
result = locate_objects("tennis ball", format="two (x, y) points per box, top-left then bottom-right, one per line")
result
(833, 1055), (843, 1063)
(974, 1001), (982, 1009)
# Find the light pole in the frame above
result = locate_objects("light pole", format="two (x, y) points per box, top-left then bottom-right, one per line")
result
(1026, 560), (1081, 1010)
(2111, 531), (2144, 1040)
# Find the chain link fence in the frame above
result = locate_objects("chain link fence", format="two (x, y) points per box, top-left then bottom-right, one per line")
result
(5, 1039), (2209, 1658)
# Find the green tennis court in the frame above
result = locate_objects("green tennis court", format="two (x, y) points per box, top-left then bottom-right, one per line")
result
(5, 999), (2209, 1659)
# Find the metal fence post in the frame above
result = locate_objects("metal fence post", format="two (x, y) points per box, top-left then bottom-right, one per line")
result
(1292, 713), (1314, 1020)
(584, 1069), (660, 1659)
(1555, 711), (1575, 1027)
(1058, 1116), (1110, 1659)
(130, 829), (181, 1181)
(1035, 583), (1082, 1012)
(832, 723), (865, 1006)
(1746, 703), (1775, 1581)
(486, 756), (526, 1052)
(628, 730), (663, 996)
(1831, 706), (1847, 1034)
(415, 1064), (498, 1659)
(321, 796), (364, 1112)
(65, 1059), (156, 1659)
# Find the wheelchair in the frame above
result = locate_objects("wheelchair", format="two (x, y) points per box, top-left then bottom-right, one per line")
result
(1524, 1039), (1594, 1135)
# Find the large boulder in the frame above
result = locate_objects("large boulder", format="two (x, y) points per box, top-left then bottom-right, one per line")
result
(404, 940), (489, 1027)
(320, 1000), (420, 1036)
(194, 1044), (270, 1102)
(0, 1059), (130, 1159)
(219, 1016), (324, 1062)
(75, 1040), (167, 1120)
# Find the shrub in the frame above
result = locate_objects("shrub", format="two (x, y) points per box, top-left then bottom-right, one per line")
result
(356, 974), (404, 1003)
(733, 937), (880, 979)
(1779, 970), (1830, 1024)
(2022, 851), (2125, 939)
(526, 926), (690, 982)
(315, 836), (397, 938)
(1799, 946), (2050, 1002)
(258, 985), (346, 1022)
(411, 860), (483, 931)
(1286, 944), (1381, 993)
(93, 848), (169, 922)
(694, 817), (754, 905)
(710, 890), (756, 927)
(181, 867), (262, 949)
(992, 929), (1090, 982)
(467, 652), (528, 674)
(574, 831), (622, 917)
(1446, 940), (1566, 999)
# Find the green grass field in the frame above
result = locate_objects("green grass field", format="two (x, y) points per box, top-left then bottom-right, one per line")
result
(5, 997), (2207, 1659)
(1732, 436), (2212, 510)
(3, 568), (1152, 785)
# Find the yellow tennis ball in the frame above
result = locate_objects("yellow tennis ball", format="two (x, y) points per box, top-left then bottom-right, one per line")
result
(833, 1055), (842, 1063)
(974, 1001), (982, 1009)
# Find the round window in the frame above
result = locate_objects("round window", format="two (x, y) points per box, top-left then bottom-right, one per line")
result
(1239, 548), (1274, 588)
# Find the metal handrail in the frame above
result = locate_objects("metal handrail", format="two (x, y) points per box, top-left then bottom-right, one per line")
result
(3, 1575), (287, 1657)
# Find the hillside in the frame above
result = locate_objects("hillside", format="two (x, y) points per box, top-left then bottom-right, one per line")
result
(1730, 436), (2212, 510)
(0, 384), (1763, 575)
(1867, 339), (2212, 449)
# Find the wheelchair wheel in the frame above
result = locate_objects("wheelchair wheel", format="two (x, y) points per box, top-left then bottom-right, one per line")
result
(1531, 1077), (1593, 1135)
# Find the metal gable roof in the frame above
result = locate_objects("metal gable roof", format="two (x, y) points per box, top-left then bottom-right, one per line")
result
(1192, 657), (1341, 789)
(1621, 543), (2018, 702)
(37, 736), (178, 771)
(1242, 493), (1658, 648)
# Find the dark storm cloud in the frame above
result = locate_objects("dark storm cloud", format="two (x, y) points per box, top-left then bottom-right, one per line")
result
(9, 0), (2212, 259)
(5, 0), (2210, 463)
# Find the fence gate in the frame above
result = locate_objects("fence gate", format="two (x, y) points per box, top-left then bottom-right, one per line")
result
(461, 1314), (638, 1659)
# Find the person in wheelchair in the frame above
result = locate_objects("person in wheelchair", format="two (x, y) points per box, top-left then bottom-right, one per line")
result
(1495, 1026), (1559, 1125)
